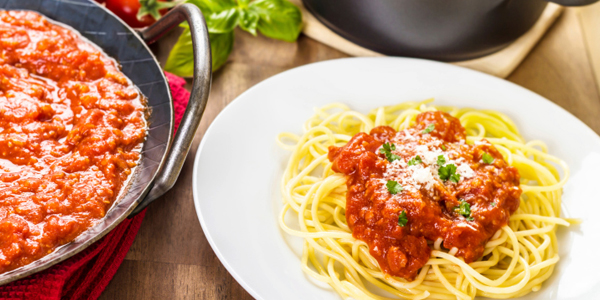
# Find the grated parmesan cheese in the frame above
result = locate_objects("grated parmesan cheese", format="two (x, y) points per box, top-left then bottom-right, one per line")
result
(410, 165), (436, 190)
(379, 128), (477, 197)
(457, 163), (475, 178)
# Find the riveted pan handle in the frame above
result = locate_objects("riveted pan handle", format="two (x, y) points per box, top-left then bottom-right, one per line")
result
(130, 4), (212, 216)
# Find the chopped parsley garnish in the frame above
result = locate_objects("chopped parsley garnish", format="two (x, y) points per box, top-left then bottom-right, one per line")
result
(482, 152), (495, 164)
(441, 145), (447, 151)
(436, 155), (446, 166)
(449, 173), (460, 183)
(380, 142), (401, 162)
(422, 124), (435, 134)
(438, 163), (460, 183)
(398, 210), (408, 227)
(455, 199), (472, 219)
(491, 202), (496, 207)
(383, 142), (396, 152)
(407, 155), (422, 166)
(386, 180), (403, 194)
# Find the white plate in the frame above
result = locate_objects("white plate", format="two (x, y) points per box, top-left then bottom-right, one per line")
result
(192, 57), (600, 300)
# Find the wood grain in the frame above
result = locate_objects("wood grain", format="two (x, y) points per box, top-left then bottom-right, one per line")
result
(509, 9), (600, 133)
(577, 2), (600, 92)
(100, 8), (600, 300)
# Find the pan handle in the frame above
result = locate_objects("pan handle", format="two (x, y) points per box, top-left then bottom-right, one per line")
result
(130, 4), (212, 216)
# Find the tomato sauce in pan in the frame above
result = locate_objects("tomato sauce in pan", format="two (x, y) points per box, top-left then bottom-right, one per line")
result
(0, 11), (146, 272)
(328, 111), (521, 280)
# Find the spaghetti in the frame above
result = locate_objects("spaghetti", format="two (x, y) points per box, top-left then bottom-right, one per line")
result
(278, 99), (573, 300)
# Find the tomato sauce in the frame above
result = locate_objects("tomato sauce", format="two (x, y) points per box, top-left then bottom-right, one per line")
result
(328, 111), (521, 280)
(0, 11), (146, 272)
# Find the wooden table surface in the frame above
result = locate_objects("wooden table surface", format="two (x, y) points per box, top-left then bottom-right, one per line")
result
(99, 8), (600, 299)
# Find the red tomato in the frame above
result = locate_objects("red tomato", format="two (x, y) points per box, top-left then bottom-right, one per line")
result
(105, 0), (171, 28)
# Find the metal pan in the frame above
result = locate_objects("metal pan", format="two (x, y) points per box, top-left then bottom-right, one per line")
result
(0, 0), (211, 285)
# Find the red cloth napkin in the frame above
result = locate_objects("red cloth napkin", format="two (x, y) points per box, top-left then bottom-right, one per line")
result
(0, 73), (190, 300)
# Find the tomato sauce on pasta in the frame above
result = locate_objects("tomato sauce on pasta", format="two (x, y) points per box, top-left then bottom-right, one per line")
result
(328, 111), (521, 279)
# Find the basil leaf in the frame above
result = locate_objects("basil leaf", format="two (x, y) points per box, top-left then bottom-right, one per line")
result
(208, 31), (234, 71)
(165, 25), (234, 76)
(185, 0), (237, 14)
(239, 9), (259, 35)
(177, 0), (303, 75)
(238, 0), (251, 7)
(164, 26), (194, 77)
(247, 0), (302, 42)
(205, 8), (240, 34)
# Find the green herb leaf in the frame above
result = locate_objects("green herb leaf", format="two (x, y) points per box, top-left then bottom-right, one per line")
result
(398, 210), (408, 227)
(407, 155), (422, 166)
(491, 202), (496, 207)
(186, 0), (237, 14)
(247, 0), (303, 42)
(438, 164), (458, 182)
(438, 162), (461, 183)
(208, 31), (235, 71)
(174, 0), (303, 76)
(164, 25), (234, 76)
(205, 8), (240, 34)
(422, 124), (435, 134)
(380, 142), (400, 162)
(239, 9), (259, 35)
(386, 180), (403, 195)
(166, 0), (239, 75)
(164, 26), (194, 77)
(456, 199), (472, 219)
(449, 173), (461, 183)
(389, 154), (401, 162)
(466, 217), (474, 221)
(441, 144), (446, 151)
(482, 152), (495, 164)
(137, 0), (178, 21)
(238, 0), (251, 6)
(382, 142), (396, 152)
(436, 155), (446, 166)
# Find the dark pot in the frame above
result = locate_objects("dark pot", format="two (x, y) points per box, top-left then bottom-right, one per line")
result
(302, 0), (600, 61)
